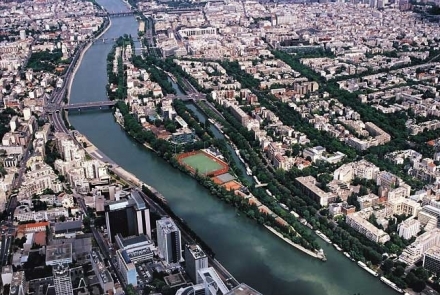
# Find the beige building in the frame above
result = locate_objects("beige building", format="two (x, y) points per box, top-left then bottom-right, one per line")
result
(346, 212), (390, 244)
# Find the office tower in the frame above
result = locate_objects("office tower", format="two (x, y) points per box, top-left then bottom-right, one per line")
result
(185, 244), (208, 284)
(53, 264), (74, 295)
(105, 189), (151, 242)
(423, 246), (440, 274)
(116, 249), (137, 286)
(156, 217), (182, 264)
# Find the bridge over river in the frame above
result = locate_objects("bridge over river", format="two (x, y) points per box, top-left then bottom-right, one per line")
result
(63, 101), (117, 110)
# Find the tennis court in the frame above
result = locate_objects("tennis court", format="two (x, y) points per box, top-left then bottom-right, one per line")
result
(181, 153), (223, 175)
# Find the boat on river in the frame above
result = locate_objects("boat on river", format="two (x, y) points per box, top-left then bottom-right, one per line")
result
(246, 167), (252, 176)
(343, 252), (355, 262)
(380, 276), (404, 293)
(315, 230), (331, 243)
(357, 261), (379, 277)
(333, 243), (342, 251)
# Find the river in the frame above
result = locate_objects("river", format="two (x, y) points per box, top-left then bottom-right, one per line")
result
(68, 1), (397, 294)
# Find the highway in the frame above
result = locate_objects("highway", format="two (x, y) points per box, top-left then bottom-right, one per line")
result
(47, 43), (86, 133)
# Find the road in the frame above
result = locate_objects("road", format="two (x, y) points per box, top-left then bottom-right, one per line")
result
(0, 223), (14, 267)
(47, 43), (86, 133)
(11, 140), (33, 191)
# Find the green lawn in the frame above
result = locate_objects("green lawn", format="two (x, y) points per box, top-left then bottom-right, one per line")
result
(181, 153), (223, 174)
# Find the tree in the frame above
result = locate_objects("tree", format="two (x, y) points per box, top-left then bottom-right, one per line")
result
(381, 259), (394, 274)
(125, 284), (137, 295)
(414, 267), (429, 282)
(393, 265), (405, 277)
(412, 280), (426, 292)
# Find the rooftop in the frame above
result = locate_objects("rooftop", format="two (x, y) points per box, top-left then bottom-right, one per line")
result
(215, 173), (236, 184)
(131, 189), (147, 210)
(425, 246), (440, 259)
(187, 244), (207, 259)
(157, 217), (179, 234)
(45, 243), (72, 265)
(54, 220), (82, 233)
(226, 283), (263, 295)
(164, 273), (186, 287)
(116, 233), (151, 249)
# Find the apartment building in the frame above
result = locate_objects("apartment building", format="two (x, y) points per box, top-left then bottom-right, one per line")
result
(389, 197), (421, 217)
(296, 176), (338, 207)
(346, 212), (390, 244)
(398, 218), (420, 240)
(399, 229), (440, 265)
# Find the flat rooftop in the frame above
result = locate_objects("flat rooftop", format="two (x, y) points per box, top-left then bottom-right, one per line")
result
(164, 273), (186, 287)
(54, 220), (82, 233)
(131, 189), (147, 210)
(45, 243), (72, 265)
(187, 244), (206, 259)
(215, 173), (235, 184)
(117, 233), (151, 248)
(226, 283), (263, 295)
(157, 218), (179, 234)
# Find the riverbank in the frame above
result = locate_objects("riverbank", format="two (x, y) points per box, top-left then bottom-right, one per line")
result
(74, 130), (139, 181)
(67, 17), (112, 106)
(264, 225), (326, 261)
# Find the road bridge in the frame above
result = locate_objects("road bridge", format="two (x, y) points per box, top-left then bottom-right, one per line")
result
(95, 11), (135, 17)
(63, 101), (117, 110)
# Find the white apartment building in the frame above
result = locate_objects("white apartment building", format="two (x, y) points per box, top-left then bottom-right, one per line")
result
(387, 185), (411, 200)
(418, 211), (438, 231)
(19, 161), (62, 200)
(346, 212), (390, 244)
(398, 218), (420, 240)
(399, 229), (440, 265)
(420, 202), (440, 227)
(358, 193), (379, 210)
(55, 133), (85, 162)
(178, 27), (217, 38)
(333, 160), (380, 183)
(157, 218), (182, 264)
(389, 197), (421, 217)
(296, 176), (338, 207)
(10, 271), (26, 295)
(53, 265), (74, 295)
